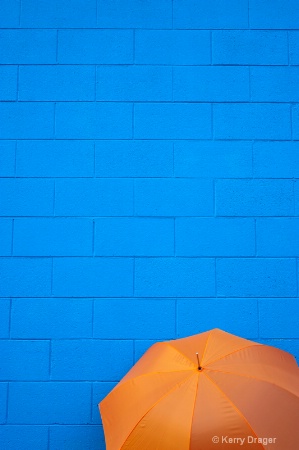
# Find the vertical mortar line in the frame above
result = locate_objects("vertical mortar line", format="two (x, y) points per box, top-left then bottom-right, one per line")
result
(92, 220), (95, 256)
(173, 217), (176, 257)
(11, 219), (14, 256)
(254, 218), (257, 256)
(93, 141), (96, 177)
(92, 298), (95, 337)
(56, 30), (59, 64)
(211, 103), (214, 139)
(90, 381), (94, 423)
(172, 141), (175, 176)
(47, 426), (50, 450)
(172, 0), (174, 29)
(5, 382), (9, 423)
(251, 140), (254, 178)
(213, 179), (216, 217)
(247, 0), (250, 29)
(16, 65), (20, 101)
(290, 105), (293, 141)
(256, 298), (260, 339)
(215, 258), (218, 298)
(133, 29), (136, 64)
(248, 66), (251, 102)
(49, 339), (52, 378)
(132, 102), (135, 139)
(171, 66), (174, 102)
(8, 298), (12, 339)
(210, 31), (213, 65)
(51, 258), (54, 297)
(287, 31), (290, 66)
(175, 298), (177, 338)
(94, 66), (97, 102)
(14, 141), (17, 177)
(53, 179), (56, 217)
(133, 339), (136, 364)
(133, 178), (135, 216)
(53, 102), (57, 139)
(133, 257), (135, 297)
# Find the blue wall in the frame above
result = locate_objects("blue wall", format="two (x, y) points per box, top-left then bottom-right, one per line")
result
(1, 1), (299, 448)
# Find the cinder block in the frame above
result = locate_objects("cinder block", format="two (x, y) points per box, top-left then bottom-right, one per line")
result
(8, 382), (91, 424)
(51, 340), (134, 381)
(253, 142), (299, 178)
(173, 0), (248, 29)
(135, 30), (210, 65)
(0, 141), (15, 177)
(93, 298), (176, 339)
(16, 140), (94, 177)
(212, 31), (288, 65)
(176, 218), (255, 256)
(217, 258), (297, 297)
(259, 299), (299, 338)
(19, 66), (95, 101)
(98, 0), (172, 29)
(174, 141), (252, 178)
(11, 298), (93, 338)
(0, 179), (54, 216)
(49, 425), (104, 450)
(0, 103), (54, 139)
(0, 258), (52, 297)
(55, 179), (133, 216)
(249, 0), (299, 29)
(92, 382), (117, 424)
(134, 103), (211, 139)
(292, 105), (299, 139)
(135, 258), (215, 297)
(95, 141), (173, 178)
(0, 0), (20, 27)
(216, 179), (294, 217)
(173, 66), (249, 102)
(256, 219), (299, 256)
(251, 67), (299, 102)
(135, 179), (214, 217)
(52, 258), (134, 297)
(0, 219), (12, 256)
(289, 32), (299, 65)
(0, 340), (50, 380)
(0, 30), (56, 64)
(0, 426), (48, 450)
(96, 66), (172, 101)
(0, 299), (10, 338)
(58, 30), (133, 64)
(13, 218), (93, 256)
(55, 103), (132, 139)
(97, 0), (172, 28)
(214, 103), (291, 140)
(177, 298), (258, 338)
(21, 0), (97, 27)
(0, 66), (17, 101)
(0, 383), (7, 423)
(95, 218), (174, 256)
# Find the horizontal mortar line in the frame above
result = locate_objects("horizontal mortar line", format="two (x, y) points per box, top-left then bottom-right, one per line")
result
(2, 100), (298, 104)
(1, 255), (298, 259)
(0, 63), (295, 67)
(1, 138), (298, 142)
(1, 176), (297, 180)
(1, 27), (299, 30)
(4, 296), (299, 300)
(1, 296), (298, 299)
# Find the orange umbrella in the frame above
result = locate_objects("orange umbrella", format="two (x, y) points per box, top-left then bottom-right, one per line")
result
(99, 329), (299, 449)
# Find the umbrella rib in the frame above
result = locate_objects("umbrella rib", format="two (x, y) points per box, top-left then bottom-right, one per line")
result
(199, 328), (214, 366)
(106, 369), (193, 398)
(206, 367), (299, 400)
(188, 372), (201, 450)
(205, 344), (261, 367)
(203, 371), (266, 450)
(165, 341), (197, 368)
(119, 372), (195, 450)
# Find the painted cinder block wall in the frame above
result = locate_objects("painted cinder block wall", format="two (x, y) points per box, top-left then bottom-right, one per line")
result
(1, 0), (299, 448)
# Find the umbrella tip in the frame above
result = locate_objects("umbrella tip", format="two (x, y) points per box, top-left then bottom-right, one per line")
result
(196, 352), (202, 371)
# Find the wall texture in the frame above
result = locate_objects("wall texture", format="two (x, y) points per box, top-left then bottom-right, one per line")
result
(1, 0), (299, 448)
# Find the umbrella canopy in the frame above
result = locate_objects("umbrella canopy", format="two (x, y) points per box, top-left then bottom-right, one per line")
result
(99, 328), (299, 449)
